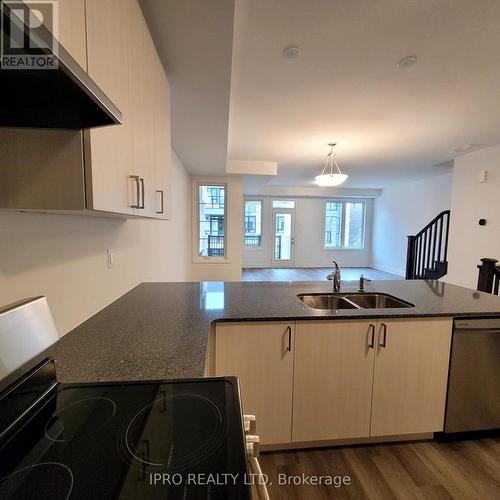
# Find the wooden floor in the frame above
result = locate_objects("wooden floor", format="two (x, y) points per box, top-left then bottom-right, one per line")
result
(259, 437), (500, 499)
(242, 267), (403, 282)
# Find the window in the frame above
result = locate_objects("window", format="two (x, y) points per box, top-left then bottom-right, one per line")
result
(244, 200), (262, 247)
(344, 202), (364, 248)
(325, 202), (342, 247)
(272, 200), (295, 209)
(198, 185), (226, 257)
(324, 201), (365, 249)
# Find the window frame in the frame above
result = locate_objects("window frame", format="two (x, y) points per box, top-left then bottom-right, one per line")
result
(193, 181), (229, 262)
(323, 199), (367, 250)
(243, 198), (264, 250)
(272, 199), (295, 209)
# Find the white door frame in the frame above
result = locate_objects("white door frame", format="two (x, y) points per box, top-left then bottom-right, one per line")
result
(271, 207), (295, 267)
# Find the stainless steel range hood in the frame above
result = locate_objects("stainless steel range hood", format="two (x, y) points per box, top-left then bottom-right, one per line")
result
(0, 4), (122, 129)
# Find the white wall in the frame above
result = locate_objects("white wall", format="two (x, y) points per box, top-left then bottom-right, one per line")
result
(446, 145), (500, 288)
(372, 172), (453, 276)
(243, 196), (374, 268)
(190, 176), (243, 281)
(0, 152), (191, 336)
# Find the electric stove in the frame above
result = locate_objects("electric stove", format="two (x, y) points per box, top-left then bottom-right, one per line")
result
(0, 359), (251, 500)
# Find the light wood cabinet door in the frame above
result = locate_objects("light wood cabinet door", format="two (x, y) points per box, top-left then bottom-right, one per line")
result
(84, 0), (135, 215)
(133, 17), (171, 219)
(152, 62), (172, 219)
(370, 318), (452, 436)
(58, 0), (87, 69)
(38, 0), (87, 68)
(129, 1), (155, 217)
(293, 320), (376, 442)
(215, 322), (294, 445)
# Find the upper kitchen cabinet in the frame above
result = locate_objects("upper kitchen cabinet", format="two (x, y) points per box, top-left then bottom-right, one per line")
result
(85, 0), (171, 219)
(152, 52), (172, 218)
(0, 0), (172, 219)
(57, 0), (88, 70)
(84, 0), (135, 216)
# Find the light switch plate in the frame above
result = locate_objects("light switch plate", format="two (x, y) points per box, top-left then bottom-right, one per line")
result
(107, 249), (114, 269)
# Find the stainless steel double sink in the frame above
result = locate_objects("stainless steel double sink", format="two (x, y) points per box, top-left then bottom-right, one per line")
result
(298, 292), (414, 310)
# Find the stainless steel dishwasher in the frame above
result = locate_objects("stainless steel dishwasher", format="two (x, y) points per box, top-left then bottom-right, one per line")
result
(444, 318), (500, 433)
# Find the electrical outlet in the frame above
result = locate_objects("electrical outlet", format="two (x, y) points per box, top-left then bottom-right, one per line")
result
(107, 249), (114, 269)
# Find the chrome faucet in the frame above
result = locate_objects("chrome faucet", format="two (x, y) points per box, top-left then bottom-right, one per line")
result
(327, 261), (341, 292)
(358, 274), (371, 292)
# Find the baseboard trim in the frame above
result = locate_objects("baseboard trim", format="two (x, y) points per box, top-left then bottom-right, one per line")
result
(243, 265), (373, 270)
(260, 433), (434, 452)
(370, 264), (405, 277)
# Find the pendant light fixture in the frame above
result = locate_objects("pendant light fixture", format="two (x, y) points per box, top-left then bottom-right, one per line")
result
(315, 143), (348, 187)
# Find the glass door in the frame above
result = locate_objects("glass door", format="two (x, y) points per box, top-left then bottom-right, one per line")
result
(271, 208), (294, 266)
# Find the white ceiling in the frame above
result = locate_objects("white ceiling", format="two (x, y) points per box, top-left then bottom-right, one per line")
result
(140, 0), (235, 175)
(143, 0), (500, 189)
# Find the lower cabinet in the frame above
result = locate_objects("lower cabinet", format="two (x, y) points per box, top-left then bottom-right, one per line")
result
(370, 318), (452, 436)
(215, 322), (294, 445)
(215, 317), (453, 447)
(293, 320), (375, 442)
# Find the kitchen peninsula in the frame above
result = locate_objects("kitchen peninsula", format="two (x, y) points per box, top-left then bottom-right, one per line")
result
(50, 279), (500, 384)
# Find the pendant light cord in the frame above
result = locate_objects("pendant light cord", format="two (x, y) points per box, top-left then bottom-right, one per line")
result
(319, 144), (344, 176)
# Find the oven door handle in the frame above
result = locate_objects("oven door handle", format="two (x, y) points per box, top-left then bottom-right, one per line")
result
(248, 455), (270, 500)
(246, 434), (269, 500)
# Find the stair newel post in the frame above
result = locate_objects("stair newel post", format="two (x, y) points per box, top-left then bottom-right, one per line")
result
(406, 235), (416, 279)
(477, 258), (499, 293)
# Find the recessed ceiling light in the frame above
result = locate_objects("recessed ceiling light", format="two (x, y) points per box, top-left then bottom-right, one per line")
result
(450, 144), (472, 154)
(448, 144), (477, 155)
(396, 55), (417, 68)
(283, 46), (301, 59)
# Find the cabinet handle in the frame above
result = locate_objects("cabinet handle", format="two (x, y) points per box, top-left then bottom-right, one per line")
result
(156, 190), (164, 214)
(286, 326), (292, 352)
(139, 178), (145, 209)
(368, 324), (375, 349)
(379, 323), (387, 348)
(130, 175), (140, 208)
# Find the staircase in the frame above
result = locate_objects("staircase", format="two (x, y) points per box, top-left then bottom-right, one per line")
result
(405, 210), (451, 280)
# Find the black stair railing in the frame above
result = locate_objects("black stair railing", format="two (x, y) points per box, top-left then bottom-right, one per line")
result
(477, 258), (500, 295)
(406, 210), (451, 280)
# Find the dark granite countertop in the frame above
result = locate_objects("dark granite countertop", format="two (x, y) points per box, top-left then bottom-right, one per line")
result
(50, 280), (500, 384)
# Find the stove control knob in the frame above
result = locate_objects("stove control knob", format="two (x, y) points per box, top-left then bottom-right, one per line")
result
(245, 434), (260, 458)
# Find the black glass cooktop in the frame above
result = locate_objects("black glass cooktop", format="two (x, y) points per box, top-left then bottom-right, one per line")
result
(0, 377), (250, 499)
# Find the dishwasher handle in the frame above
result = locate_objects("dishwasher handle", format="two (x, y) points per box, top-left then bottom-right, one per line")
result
(454, 318), (500, 331)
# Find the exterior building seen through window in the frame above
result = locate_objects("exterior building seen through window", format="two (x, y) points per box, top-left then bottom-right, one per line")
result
(244, 200), (262, 247)
(325, 201), (365, 249)
(199, 185), (226, 257)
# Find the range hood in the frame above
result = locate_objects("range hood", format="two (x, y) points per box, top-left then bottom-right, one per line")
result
(0, 5), (122, 129)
